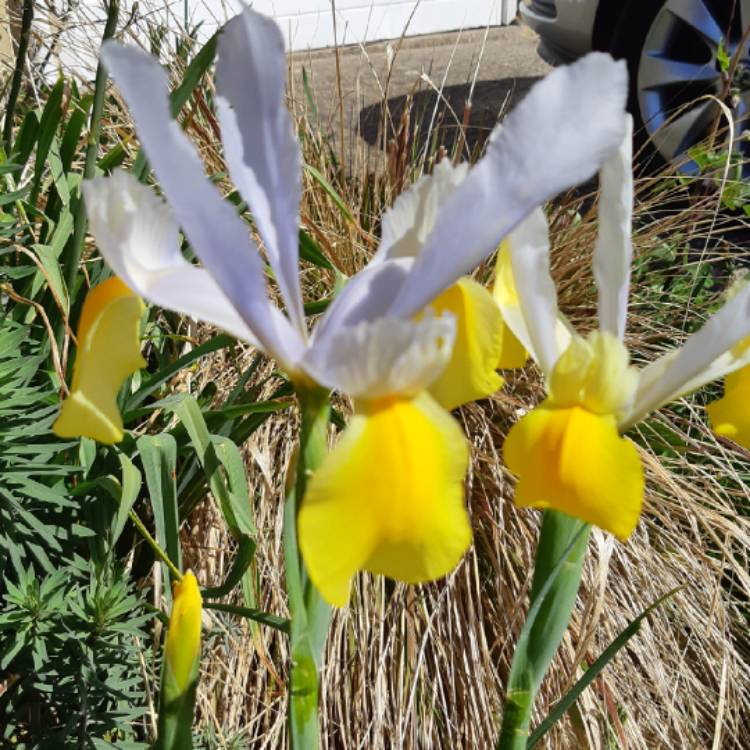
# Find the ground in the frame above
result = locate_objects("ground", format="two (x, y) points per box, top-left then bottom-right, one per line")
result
(291, 22), (551, 160)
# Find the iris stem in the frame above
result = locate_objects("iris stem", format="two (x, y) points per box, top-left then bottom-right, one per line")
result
(497, 511), (591, 749)
(128, 509), (183, 582)
(284, 385), (331, 749)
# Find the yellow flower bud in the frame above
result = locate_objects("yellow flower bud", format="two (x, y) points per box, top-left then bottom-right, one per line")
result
(165, 571), (202, 692)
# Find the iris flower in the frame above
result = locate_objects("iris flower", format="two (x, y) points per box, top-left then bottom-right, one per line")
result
(66, 8), (628, 604)
(497, 114), (750, 540)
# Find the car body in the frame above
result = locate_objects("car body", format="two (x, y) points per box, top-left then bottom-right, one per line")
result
(520, 0), (750, 175)
(520, 0), (601, 65)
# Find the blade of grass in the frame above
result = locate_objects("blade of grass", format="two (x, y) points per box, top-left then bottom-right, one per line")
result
(527, 587), (683, 748)
(29, 79), (64, 205)
(2, 0), (34, 152)
(61, 0), (120, 303)
(124, 333), (234, 412)
(201, 536), (256, 599)
(138, 433), (182, 589)
(203, 602), (289, 634)
(304, 163), (355, 224)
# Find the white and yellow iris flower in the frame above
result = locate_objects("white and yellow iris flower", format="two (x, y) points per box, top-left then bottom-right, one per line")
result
(57, 7), (629, 603)
(497, 115), (750, 540)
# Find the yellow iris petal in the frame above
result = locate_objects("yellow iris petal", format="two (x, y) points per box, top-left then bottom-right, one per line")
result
(504, 405), (643, 540)
(707, 365), (750, 449)
(53, 277), (146, 444)
(427, 277), (505, 410)
(298, 392), (471, 607)
(498, 319), (529, 370)
(492, 241), (529, 370)
(165, 571), (202, 693)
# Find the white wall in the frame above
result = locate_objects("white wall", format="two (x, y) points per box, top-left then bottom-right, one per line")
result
(35, 0), (518, 78)
(253, 0), (517, 51)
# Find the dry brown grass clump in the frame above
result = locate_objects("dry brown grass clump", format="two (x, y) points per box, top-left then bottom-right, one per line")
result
(174, 106), (750, 748)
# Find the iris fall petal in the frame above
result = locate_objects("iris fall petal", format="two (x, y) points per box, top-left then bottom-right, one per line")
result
(504, 405), (643, 540)
(298, 392), (471, 606)
(53, 278), (146, 444)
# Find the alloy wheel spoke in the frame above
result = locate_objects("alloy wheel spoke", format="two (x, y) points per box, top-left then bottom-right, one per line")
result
(639, 54), (722, 90)
(666, 0), (724, 47)
(652, 99), (719, 161)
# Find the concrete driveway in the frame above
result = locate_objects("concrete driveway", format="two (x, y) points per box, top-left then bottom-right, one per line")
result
(291, 22), (551, 162)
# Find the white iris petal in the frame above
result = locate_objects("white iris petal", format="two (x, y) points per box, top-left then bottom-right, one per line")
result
(215, 9), (306, 336)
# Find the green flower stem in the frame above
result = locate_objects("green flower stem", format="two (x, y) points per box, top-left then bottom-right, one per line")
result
(497, 510), (591, 750)
(156, 646), (199, 750)
(128, 509), (183, 581)
(284, 385), (332, 749)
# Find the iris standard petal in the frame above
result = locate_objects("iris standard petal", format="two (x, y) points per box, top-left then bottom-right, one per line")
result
(53, 278), (146, 444)
(427, 277), (505, 410)
(493, 240), (531, 368)
(505, 208), (570, 375)
(298, 392), (471, 607)
(84, 171), (267, 348)
(165, 571), (202, 693)
(707, 365), (750, 449)
(388, 53), (628, 318)
(504, 406), (644, 540)
(593, 114), (633, 340)
(374, 159), (469, 264)
(215, 8), (305, 335)
(101, 42), (305, 371)
(312, 258), (411, 346)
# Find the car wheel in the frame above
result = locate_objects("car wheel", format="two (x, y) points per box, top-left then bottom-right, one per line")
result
(611, 0), (750, 176)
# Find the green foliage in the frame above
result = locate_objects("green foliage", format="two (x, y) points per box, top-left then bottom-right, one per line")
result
(0, 317), (78, 576)
(0, 319), (149, 747)
(0, 567), (150, 749)
(684, 142), (750, 212)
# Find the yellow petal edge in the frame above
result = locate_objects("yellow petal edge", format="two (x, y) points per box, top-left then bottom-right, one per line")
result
(298, 392), (472, 606)
(428, 277), (505, 410)
(166, 571), (202, 693)
(53, 277), (146, 444)
(707, 365), (750, 449)
(504, 406), (644, 540)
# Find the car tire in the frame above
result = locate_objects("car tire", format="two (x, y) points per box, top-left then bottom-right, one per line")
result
(605, 1), (666, 169)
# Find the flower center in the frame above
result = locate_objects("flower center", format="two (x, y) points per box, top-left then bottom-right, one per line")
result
(545, 331), (638, 422)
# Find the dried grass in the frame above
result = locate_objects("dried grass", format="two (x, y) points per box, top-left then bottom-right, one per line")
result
(180, 107), (750, 747)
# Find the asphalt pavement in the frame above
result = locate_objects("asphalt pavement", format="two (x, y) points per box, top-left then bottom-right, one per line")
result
(291, 22), (551, 161)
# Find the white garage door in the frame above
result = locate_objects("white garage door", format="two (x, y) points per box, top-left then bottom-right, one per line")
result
(253, 0), (518, 51)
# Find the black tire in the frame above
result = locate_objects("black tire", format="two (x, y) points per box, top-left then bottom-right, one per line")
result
(608, 0), (673, 172)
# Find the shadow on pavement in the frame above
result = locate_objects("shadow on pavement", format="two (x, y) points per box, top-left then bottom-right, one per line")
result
(358, 76), (542, 156)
